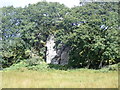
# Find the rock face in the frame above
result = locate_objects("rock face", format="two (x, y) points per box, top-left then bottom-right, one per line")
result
(46, 35), (57, 64)
(46, 35), (69, 65)
(60, 47), (69, 65)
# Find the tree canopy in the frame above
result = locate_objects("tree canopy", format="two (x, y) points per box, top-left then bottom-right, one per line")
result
(0, 1), (119, 69)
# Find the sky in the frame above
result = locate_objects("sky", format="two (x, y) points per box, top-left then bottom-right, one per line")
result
(0, 0), (118, 8)
(0, 0), (80, 8)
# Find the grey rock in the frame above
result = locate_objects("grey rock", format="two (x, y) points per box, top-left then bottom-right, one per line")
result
(45, 35), (70, 65)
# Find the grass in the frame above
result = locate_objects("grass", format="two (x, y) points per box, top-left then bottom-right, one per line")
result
(0, 71), (2, 89)
(1, 68), (118, 88)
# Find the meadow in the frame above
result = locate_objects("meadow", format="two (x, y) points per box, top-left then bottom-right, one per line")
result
(1, 69), (118, 88)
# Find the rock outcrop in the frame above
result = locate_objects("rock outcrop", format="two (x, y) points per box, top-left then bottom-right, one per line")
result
(45, 35), (57, 64)
(45, 35), (69, 65)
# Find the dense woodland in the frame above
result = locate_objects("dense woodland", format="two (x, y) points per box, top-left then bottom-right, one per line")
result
(0, 2), (119, 69)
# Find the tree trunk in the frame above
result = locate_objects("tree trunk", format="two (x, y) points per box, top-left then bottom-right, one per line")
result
(99, 59), (104, 68)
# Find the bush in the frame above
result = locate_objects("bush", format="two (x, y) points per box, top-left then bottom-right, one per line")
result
(4, 60), (29, 71)
(27, 62), (49, 71)
(100, 64), (118, 72)
(4, 60), (49, 71)
(26, 57), (44, 66)
(108, 64), (118, 71)
(48, 64), (68, 70)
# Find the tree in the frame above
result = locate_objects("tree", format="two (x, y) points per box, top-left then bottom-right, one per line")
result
(0, 1), (69, 67)
(55, 2), (119, 68)
(0, 2), (119, 69)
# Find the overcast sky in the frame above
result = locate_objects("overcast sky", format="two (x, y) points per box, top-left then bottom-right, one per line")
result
(0, 0), (80, 8)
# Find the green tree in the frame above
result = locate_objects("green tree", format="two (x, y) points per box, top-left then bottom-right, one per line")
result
(0, 1), (69, 67)
(55, 2), (119, 68)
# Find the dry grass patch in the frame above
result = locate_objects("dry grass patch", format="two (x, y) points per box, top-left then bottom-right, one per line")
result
(0, 72), (2, 89)
(2, 69), (118, 88)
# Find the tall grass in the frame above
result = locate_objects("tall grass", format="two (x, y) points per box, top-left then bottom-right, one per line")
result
(0, 71), (2, 89)
(2, 69), (118, 88)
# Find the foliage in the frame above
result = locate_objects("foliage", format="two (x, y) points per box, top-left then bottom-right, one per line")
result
(99, 64), (118, 72)
(0, 2), (119, 69)
(27, 63), (49, 71)
(4, 60), (49, 71)
(0, 2), (68, 68)
(26, 57), (44, 66)
(4, 60), (29, 71)
(48, 64), (68, 70)
(55, 2), (119, 69)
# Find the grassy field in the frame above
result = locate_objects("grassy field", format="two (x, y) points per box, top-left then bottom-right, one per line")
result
(1, 69), (118, 88)
(0, 72), (2, 89)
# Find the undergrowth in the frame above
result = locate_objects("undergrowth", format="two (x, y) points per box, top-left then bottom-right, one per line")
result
(3, 60), (119, 72)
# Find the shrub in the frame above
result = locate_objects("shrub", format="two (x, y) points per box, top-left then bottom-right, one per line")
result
(4, 60), (49, 71)
(4, 60), (29, 71)
(26, 57), (44, 66)
(27, 62), (49, 71)
(48, 64), (68, 70)
(100, 63), (118, 72)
